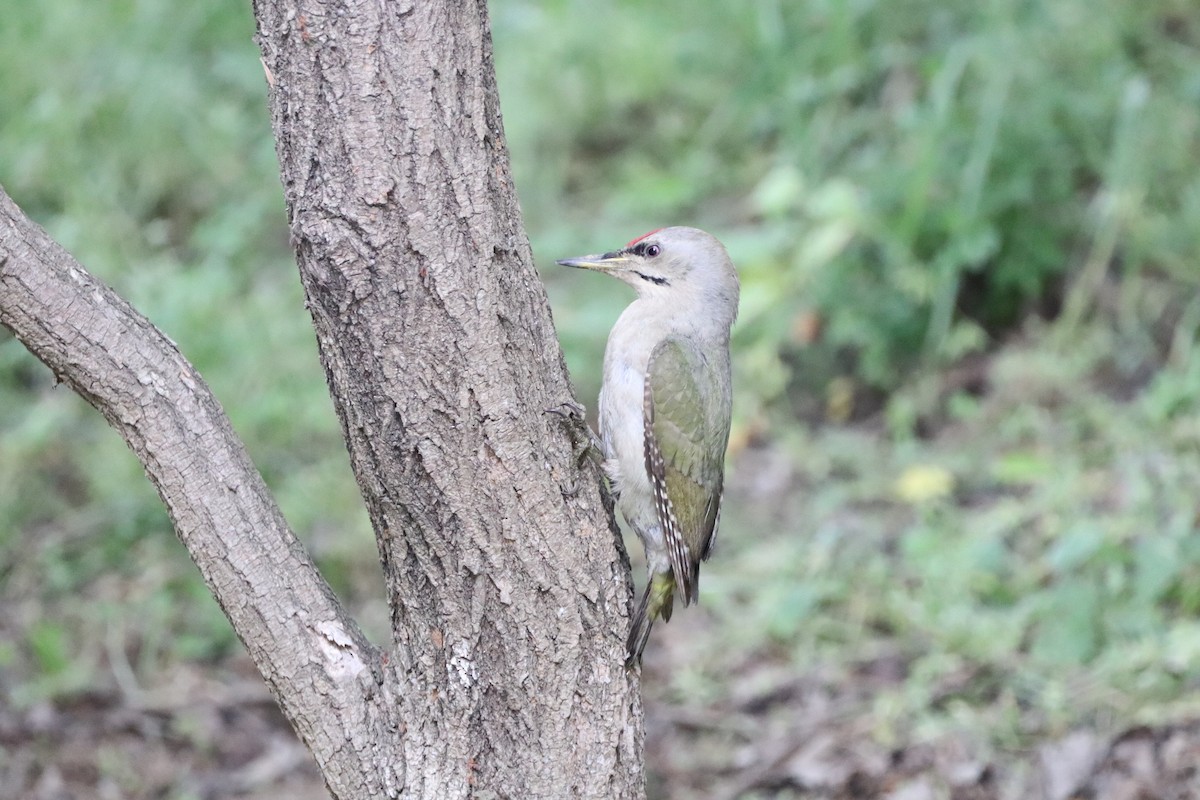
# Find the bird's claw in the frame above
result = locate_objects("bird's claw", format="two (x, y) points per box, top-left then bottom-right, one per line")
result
(546, 401), (617, 511)
(544, 400), (587, 421)
(545, 400), (605, 470)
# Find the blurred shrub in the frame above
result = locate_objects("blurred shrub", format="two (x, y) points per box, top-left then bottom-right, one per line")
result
(0, 0), (374, 699)
(2, 0), (1199, 709)
(711, 333), (1200, 735)
(495, 0), (1200, 410)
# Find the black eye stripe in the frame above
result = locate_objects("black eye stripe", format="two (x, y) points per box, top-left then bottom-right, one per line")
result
(636, 272), (669, 286)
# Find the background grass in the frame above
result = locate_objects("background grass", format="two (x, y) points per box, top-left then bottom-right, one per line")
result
(2, 0), (1200, 773)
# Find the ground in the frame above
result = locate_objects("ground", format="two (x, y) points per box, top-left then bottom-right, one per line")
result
(4, 583), (1200, 800)
(642, 624), (1200, 799)
(4, 331), (1200, 799)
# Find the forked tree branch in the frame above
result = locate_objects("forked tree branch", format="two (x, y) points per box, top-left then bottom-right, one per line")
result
(1, 0), (646, 794)
(0, 187), (404, 797)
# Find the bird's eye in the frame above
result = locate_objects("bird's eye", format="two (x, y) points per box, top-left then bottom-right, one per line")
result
(645, 244), (661, 257)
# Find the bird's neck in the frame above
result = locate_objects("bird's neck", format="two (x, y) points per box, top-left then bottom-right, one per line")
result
(622, 293), (733, 344)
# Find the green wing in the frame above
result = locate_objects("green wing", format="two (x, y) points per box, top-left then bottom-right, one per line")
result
(643, 337), (730, 606)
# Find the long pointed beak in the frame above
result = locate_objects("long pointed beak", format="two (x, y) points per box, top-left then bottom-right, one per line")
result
(555, 251), (628, 272)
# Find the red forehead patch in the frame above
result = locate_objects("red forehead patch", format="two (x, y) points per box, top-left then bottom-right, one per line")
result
(626, 228), (663, 247)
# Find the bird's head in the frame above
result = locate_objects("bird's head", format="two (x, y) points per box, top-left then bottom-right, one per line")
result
(556, 226), (739, 323)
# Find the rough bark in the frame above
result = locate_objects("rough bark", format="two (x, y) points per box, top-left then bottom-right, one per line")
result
(252, 0), (644, 795)
(3, 0), (645, 797)
(0, 189), (404, 797)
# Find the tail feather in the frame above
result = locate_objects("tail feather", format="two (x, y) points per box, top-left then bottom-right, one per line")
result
(625, 572), (676, 667)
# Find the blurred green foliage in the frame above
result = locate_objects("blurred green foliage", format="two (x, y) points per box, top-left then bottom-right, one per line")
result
(500, 0), (1200, 405)
(0, 0), (1198, 754)
(0, 0), (376, 701)
(708, 330), (1200, 739)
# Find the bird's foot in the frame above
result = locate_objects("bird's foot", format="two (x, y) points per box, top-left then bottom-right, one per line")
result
(544, 401), (605, 470)
(545, 400), (612, 504)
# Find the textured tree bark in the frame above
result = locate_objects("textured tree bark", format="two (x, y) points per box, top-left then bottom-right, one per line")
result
(252, 0), (645, 794)
(0, 189), (405, 797)
(6, 0), (645, 798)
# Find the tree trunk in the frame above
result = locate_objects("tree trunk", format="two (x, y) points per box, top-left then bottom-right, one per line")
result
(0, 0), (645, 797)
(254, 0), (645, 794)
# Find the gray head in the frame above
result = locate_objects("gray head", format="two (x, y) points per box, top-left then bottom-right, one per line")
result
(556, 226), (739, 325)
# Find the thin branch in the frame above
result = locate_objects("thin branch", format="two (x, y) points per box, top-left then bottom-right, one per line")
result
(0, 185), (404, 798)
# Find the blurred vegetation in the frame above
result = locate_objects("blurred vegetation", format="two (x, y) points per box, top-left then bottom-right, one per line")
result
(502, 0), (1200, 412)
(709, 329), (1200, 744)
(0, 0), (377, 702)
(2, 0), (1200, 763)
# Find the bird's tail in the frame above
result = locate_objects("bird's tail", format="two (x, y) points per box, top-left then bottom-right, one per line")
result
(625, 571), (676, 668)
